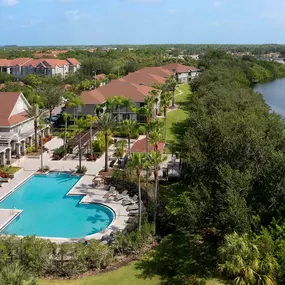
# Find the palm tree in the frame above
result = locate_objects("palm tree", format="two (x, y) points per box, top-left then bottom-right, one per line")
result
(114, 140), (127, 164)
(113, 96), (123, 122)
(139, 103), (153, 154)
(67, 96), (83, 122)
(25, 104), (45, 150)
(63, 113), (72, 151)
(127, 152), (147, 231)
(75, 117), (88, 172)
(149, 129), (163, 152)
(165, 76), (177, 107)
(218, 232), (276, 285)
(147, 150), (167, 233)
(105, 97), (116, 117)
(86, 115), (97, 156)
(121, 119), (138, 156)
(122, 97), (135, 120)
(0, 263), (37, 285)
(160, 91), (172, 139)
(97, 113), (116, 172)
(94, 104), (103, 117)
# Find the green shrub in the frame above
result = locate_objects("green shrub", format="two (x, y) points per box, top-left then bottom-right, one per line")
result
(138, 125), (146, 135)
(26, 146), (37, 153)
(76, 165), (87, 174)
(53, 146), (66, 160)
(112, 221), (155, 255)
(0, 236), (113, 278)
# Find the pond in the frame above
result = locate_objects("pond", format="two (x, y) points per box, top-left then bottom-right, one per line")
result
(254, 78), (285, 116)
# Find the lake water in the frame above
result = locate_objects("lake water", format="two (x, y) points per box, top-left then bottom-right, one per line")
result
(254, 78), (285, 116)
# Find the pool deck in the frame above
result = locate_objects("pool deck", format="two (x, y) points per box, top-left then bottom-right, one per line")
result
(0, 137), (131, 243)
(0, 209), (23, 231)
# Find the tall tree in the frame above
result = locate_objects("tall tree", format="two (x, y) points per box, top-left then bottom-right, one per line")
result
(127, 152), (148, 231)
(113, 96), (123, 122)
(105, 97), (116, 117)
(75, 117), (88, 172)
(86, 114), (97, 156)
(147, 150), (167, 232)
(97, 113), (116, 172)
(39, 84), (64, 121)
(25, 104), (45, 150)
(160, 91), (172, 139)
(122, 97), (135, 120)
(165, 76), (177, 107)
(120, 119), (138, 156)
(63, 113), (72, 151)
(67, 95), (84, 122)
(218, 232), (276, 285)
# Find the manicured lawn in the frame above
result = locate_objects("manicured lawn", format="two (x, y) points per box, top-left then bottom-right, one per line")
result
(175, 84), (191, 105)
(165, 108), (188, 142)
(39, 262), (160, 285)
(0, 166), (21, 174)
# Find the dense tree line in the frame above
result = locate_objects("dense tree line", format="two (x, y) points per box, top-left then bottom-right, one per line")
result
(137, 51), (285, 284)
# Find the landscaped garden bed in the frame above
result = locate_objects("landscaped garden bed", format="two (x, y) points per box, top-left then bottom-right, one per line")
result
(52, 146), (66, 160)
(0, 166), (22, 182)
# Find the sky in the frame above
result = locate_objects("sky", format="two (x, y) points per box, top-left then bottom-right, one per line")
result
(0, 0), (285, 46)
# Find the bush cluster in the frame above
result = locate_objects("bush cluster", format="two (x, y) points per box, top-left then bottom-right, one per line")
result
(0, 236), (113, 277)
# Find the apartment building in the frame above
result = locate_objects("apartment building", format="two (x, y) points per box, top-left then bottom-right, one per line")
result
(0, 58), (80, 78)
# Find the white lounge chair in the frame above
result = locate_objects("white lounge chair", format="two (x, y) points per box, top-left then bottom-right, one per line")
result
(127, 217), (137, 223)
(127, 204), (139, 211)
(114, 194), (125, 201)
(128, 210), (139, 216)
(109, 186), (116, 192)
(132, 195), (138, 202)
(122, 199), (133, 206)
(103, 190), (118, 199)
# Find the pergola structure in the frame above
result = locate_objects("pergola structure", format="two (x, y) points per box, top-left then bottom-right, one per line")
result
(0, 126), (51, 166)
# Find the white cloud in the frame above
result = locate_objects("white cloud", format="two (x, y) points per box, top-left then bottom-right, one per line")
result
(64, 10), (89, 21)
(167, 8), (179, 15)
(64, 10), (79, 15)
(213, 1), (221, 7)
(1, 0), (19, 6)
(130, 0), (161, 3)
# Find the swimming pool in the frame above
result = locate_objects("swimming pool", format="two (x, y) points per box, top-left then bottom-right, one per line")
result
(0, 172), (114, 239)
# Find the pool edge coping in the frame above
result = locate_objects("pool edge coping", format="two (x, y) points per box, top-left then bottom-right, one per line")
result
(0, 171), (129, 243)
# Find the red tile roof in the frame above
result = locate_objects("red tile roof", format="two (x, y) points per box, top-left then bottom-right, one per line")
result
(0, 58), (80, 68)
(81, 80), (157, 104)
(22, 59), (44, 67)
(43, 59), (69, 68)
(121, 71), (167, 86)
(0, 92), (30, 126)
(7, 111), (29, 126)
(139, 67), (173, 78)
(162, 63), (199, 73)
(11, 58), (32, 66)
(0, 58), (32, 67)
(131, 137), (165, 153)
(66, 58), (80, 65)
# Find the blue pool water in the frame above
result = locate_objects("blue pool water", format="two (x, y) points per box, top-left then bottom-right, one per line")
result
(0, 172), (114, 238)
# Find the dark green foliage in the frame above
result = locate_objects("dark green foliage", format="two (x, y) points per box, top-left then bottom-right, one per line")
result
(137, 233), (215, 285)
(0, 236), (113, 277)
(181, 52), (285, 236)
(0, 72), (15, 83)
(139, 51), (285, 284)
(112, 221), (155, 255)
